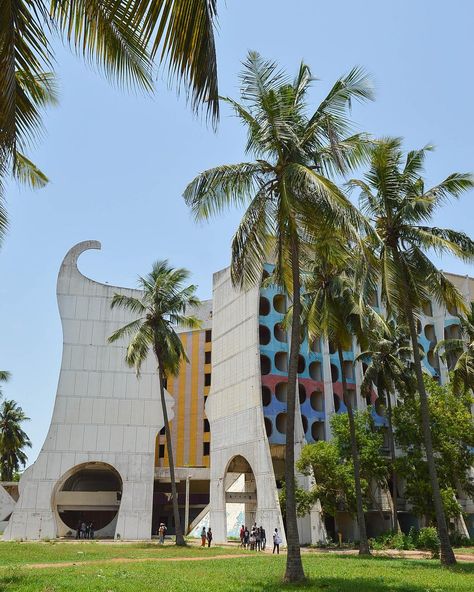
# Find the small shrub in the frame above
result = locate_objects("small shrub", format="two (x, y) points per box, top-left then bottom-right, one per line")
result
(417, 527), (440, 558)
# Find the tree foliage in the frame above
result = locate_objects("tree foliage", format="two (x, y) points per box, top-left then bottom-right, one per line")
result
(0, 399), (31, 481)
(393, 377), (474, 521)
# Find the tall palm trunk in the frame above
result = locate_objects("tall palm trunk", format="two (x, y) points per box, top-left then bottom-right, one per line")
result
(338, 347), (371, 555)
(284, 234), (305, 582)
(404, 306), (456, 565)
(155, 347), (185, 546)
(384, 389), (399, 532)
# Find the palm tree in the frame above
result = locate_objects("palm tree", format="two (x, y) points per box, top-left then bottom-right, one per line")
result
(348, 138), (474, 565)
(303, 235), (373, 555)
(108, 260), (201, 546)
(435, 303), (474, 394)
(0, 370), (11, 398)
(356, 319), (414, 532)
(0, 399), (31, 481)
(0, 0), (219, 245)
(183, 52), (374, 581)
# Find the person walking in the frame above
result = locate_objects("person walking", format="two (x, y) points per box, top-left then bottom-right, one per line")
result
(255, 526), (261, 551)
(80, 521), (87, 539)
(272, 528), (281, 554)
(75, 520), (81, 540)
(260, 526), (266, 551)
(239, 524), (245, 548)
(89, 522), (95, 540)
(243, 526), (250, 549)
(207, 527), (213, 548)
(158, 523), (167, 544)
(200, 526), (207, 547)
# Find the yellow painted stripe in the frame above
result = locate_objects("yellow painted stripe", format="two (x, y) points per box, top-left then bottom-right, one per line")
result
(176, 333), (188, 466)
(189, 330), (200, 465)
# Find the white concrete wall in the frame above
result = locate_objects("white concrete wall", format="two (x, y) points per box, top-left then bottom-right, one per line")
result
(207, 267), (285, 543)
(4, 241), (169, 540)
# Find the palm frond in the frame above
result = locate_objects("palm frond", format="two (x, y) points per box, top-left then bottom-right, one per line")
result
(13, 152), (48, 188)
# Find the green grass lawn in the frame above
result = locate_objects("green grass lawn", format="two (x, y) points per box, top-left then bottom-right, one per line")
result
(0, 543), (472, 591)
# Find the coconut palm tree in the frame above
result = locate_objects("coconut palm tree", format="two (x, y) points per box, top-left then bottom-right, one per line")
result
(0, 370), (11, 398)
(0, 0), (219, 246)
(435, 303), (474, 394)
(0, 399), (31, 481)
(348, 138), (474, 565)
(183, 52), (373, 581)
(108, 260), (201, 546)
(303, 235), (374, 555)
(356, 319), (414, 532)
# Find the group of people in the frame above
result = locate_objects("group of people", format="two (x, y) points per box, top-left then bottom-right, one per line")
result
(239, 524), (282, 554)
(200, 526), (213, 547)
(75, 520), (95, 539)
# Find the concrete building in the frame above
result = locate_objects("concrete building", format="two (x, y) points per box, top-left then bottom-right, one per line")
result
(2, 242), (473, 541)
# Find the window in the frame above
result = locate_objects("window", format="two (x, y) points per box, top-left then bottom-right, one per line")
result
(203, 442), (210, 456)
(204, 373), (211, 387)
(205, 350), (211, 364)
(205, 330), (212, 343)
(203, 418), (210, 432)
(158, 444), (165, 458)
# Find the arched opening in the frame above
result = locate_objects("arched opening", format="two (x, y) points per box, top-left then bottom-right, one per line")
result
(276, 413), (287, 434)
(261, 385), (271, 406)
(259, 325), (271, 345)
(333, 393), (341, 412)
(297, 356), (306, 374)
(260, 354), (271, 375)
(298, 383), (306, 405)
(259, 296), (270, 316)
(275, 352), (288, 372)
(424, 324), (436, 344)
(427, 350), (440, 371)
(309, 361), (322, 381)
(331, 364), (339, 382)
(264, 417), (273, 437)
(273, 294), (287, 314)
(224, 455), (257, 542)
(301, 415), (308, 434)
(310, 390), (324, 412)
(447, 304), (458, 316)
(274, 323), (287, 343)
(275, 382), (287, 403)
(55, 463), (122, 538)
(422, 300), (433, 317)
(328, 341), (337, 355)
(342, 361), (354, 381)
(311, 421), (325, 441)
(310, 338), (321, 353)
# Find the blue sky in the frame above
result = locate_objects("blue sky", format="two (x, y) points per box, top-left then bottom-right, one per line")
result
(1, 0), (473, 463)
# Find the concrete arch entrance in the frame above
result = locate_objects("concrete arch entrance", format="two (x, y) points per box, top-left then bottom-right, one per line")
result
(224, 455), (257, 534)
(54, 462), (122, 538)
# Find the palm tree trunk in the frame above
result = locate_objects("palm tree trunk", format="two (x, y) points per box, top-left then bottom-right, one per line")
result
(404, 305), (456, 565)
(384, 389), (399, 532)
(155, 348), (185, 546)
(338, 347), (371, 555)
(284, 234), (305, 583)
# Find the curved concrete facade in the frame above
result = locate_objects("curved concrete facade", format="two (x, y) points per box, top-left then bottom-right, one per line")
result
(4, 241), (170, 540)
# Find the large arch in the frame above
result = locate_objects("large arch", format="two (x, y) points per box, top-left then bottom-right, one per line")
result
(223, 455), (257, 536)
(53, 462), (123, 538)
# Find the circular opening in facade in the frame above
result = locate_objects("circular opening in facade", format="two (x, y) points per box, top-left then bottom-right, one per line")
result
(274, 323), (287, 343)
(310, 390), (324, 412)
(427, 350), (439, 369)
(309, 361), (322, 381)
(259, 324), (271, 345)
(374, 397), (386, 417)
(275, 382), (288, 403)
(276, 413), (287, 434)
(264, 417), (273, 437)
(310, 338), (321, 353)
(56, 464), (122, 535)
(328, 341), (337, 355)
(311, 421), (324, 441)
(260, 355), (271, 375)
(333, 393), (341, 412)
(301, 415), (308, 433)
(424, 324), (436, 343)
(273, 294), (287, 314)
(422, 300), (433, 316)
(343, 361), (354, 381)
(261, 386), (271, 406)
(331, 364), (339, 382)
(259, 296), (270, 316)
(297, 355), (306, 374)
(275, 352), (288, 372)
(298, 383), (306, 405)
